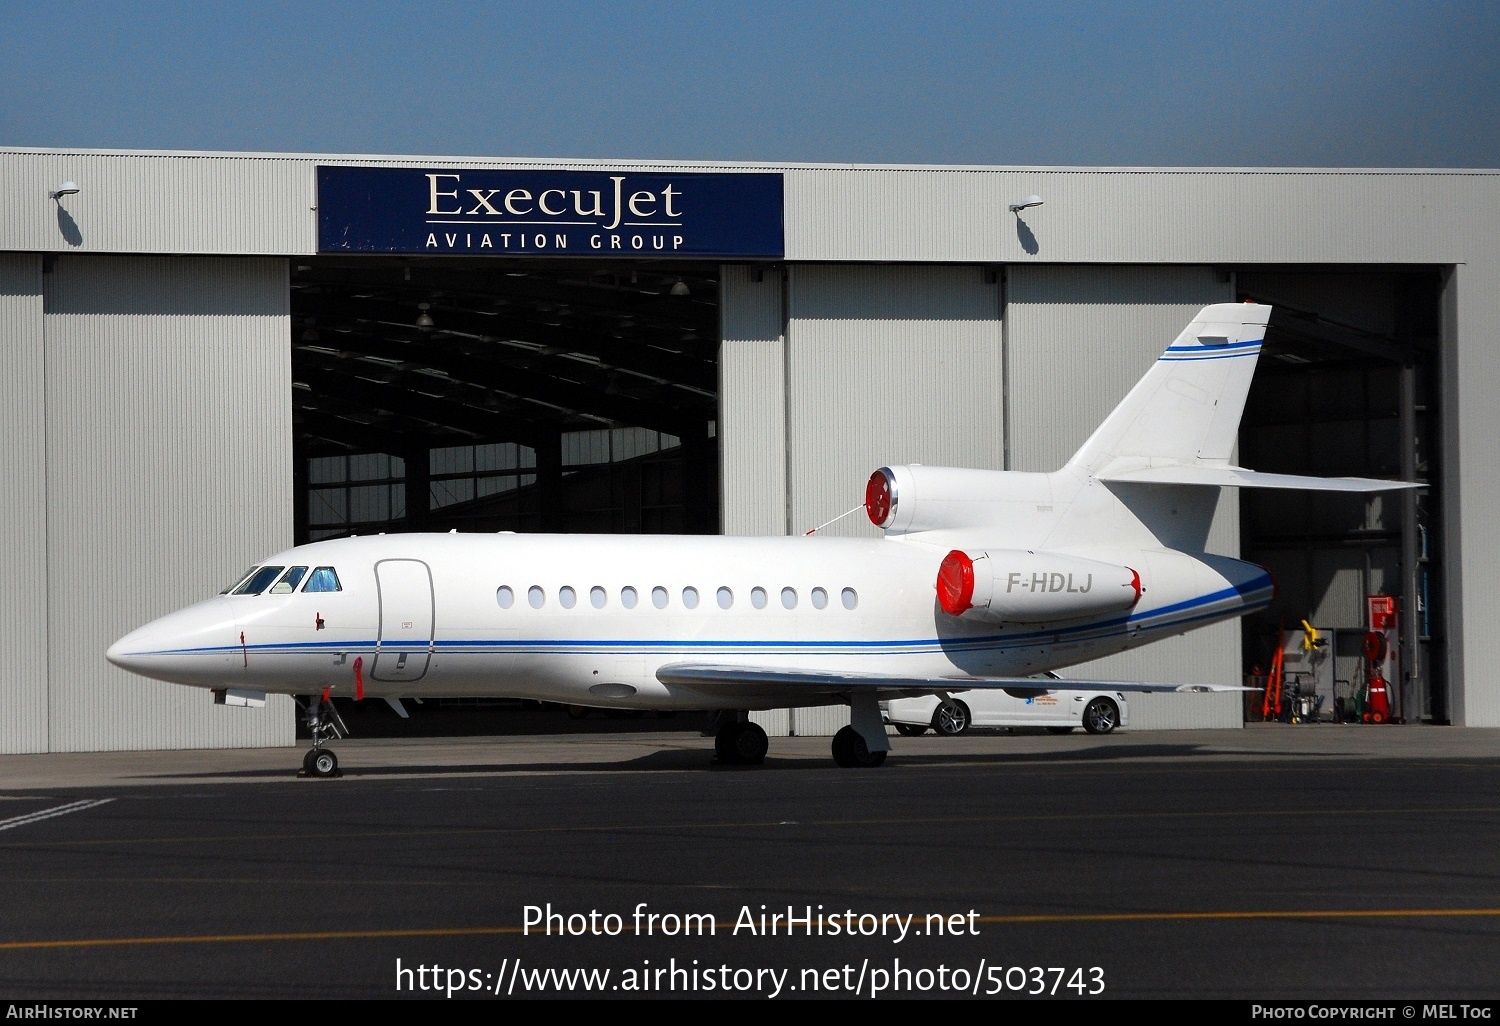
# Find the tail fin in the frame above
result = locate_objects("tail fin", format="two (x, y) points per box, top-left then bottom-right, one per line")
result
(1066, 303), (1271, 478)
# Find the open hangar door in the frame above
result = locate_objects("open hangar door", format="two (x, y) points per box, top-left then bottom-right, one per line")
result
(1236, 269), (1443, 724)
(286, 257), (721, 733)
(289, 258), (720, 541)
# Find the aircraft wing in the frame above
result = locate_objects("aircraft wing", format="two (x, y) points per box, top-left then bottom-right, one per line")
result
(655, 662), (1253, 699)
(1097, 464), (1418, 492)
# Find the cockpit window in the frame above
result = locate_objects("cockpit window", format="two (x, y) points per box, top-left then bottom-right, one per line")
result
(220, 567), (259, 595)
(233, 566), (286, 595)
(302, 566), (342, 593)
(269, 566), (308, 594)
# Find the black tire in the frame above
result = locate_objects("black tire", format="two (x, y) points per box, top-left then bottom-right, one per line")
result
(715, 721), (767, 765)
(1082, 697), (1119, 735)
(730, 722), (768, 765)
(893, 723), (928, 737)
(932, 700), (971, 737)
(565, 705), (590, 719)
(310, 749), (339, 778)
(301, 748), (318, 773)
(831, 726), (887, 768)
(1046, 726), (1075, 735)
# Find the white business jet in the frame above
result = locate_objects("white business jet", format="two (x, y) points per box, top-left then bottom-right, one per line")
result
(107, 303), (1412, 775)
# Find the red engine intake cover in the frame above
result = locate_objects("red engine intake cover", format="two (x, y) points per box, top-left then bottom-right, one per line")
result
(865, 470), (893, 527)
(936, 550), (975, 615)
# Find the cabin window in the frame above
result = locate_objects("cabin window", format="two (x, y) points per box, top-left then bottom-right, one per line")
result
(682, 586), (699, 609)
(303, 567), (342, 593)
(842, 587), (859, 610)
(590, 586), (607, 609)
(621, 586), (638, 609)
(652, 586), (669, 609)
(751, 587), (767, 609)
(497, 586), (514, 609)
(528, 586), (545, 609)
(234, 566), (285, 595)
(221, 567), (259, 595)
(269, 567), (308, 595)
(717, 587), (733, 610)
(781, 587), (797, 610)
(559, 586), (577, 609)
(811, 587), (828, 610)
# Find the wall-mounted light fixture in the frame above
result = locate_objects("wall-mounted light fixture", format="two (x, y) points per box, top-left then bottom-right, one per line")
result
(1008, 194), (1043, 213)
(670, 277), (691, 297)
(50, 180), (80, 200)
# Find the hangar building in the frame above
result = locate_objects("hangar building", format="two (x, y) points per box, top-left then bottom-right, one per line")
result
(1, 147), (1495, 752)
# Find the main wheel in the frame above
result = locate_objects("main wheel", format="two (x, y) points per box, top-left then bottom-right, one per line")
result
(893, 723), (928, 737)
(715, 721), (767, 765)
(1082, 697), (1119, 735)
(309, 749), (339, 778)
(831, 726), (887, 768)
(734, 722), (768, 764)
(932, 700), (971, 737)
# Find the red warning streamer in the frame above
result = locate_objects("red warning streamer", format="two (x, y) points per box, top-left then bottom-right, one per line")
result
(353, 656), (364, 701)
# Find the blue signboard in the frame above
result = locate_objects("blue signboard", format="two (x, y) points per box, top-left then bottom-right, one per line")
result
(317, 166), (783, 258)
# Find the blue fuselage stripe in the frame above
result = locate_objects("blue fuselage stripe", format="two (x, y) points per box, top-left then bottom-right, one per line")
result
(136, 575), (1273, 661)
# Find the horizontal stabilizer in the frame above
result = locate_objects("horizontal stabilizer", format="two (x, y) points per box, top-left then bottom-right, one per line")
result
(1097, 465), (1418, 492)
(658, 663), (1254, 698)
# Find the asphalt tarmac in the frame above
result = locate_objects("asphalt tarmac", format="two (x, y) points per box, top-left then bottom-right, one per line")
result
(1, 723), (1498, 1001)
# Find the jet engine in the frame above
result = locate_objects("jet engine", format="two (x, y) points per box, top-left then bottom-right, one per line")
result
(936, 548), (1141, 623)
(865, 465), (1053, 535)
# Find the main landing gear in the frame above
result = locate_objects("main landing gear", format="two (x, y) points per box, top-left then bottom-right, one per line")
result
(831, 725), (886, 768)
(713, 717), (770, 766)
(298, 692), (348, 778)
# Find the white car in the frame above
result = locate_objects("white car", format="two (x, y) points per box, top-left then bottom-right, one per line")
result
(881, 688), (1128, 736)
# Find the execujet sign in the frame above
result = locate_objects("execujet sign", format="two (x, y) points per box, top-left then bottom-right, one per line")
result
(317, 166), (784, 258)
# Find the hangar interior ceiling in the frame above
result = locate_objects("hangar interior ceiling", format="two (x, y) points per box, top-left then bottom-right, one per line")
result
(1236, 269), (1443, 722)
(288, 259), (721, 541)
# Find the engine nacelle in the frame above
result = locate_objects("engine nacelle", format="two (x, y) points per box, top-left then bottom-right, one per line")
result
(936, 548), (1141, 624)
(865, 465), (1054, 535)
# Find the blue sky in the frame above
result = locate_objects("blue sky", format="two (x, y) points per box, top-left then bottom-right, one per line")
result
(3, 0), (1497, 167)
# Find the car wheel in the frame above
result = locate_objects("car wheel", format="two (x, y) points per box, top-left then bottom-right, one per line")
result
(893, 723), (928, 737)
(1082, 697), (1119, 735)
(932, 700), (971, 737)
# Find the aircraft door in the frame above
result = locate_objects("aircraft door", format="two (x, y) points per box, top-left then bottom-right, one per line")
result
(372, 559), (435, 682)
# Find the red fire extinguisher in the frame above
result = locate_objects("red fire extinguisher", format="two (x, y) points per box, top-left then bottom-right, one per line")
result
(1363, 631), (1390, 723)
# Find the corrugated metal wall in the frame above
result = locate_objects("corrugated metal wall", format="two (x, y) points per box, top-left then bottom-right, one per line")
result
(1444, 263), (1500, 727)
(718, 265), (787, 537)
(1007, 265), (1242, 728)
(0, 255), (49, 753)
(42, 255), (294, 751)
(784, 168), (1489, 265)
(785, 264), (1005, 536)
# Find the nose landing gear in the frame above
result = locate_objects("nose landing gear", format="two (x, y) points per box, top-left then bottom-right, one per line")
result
(298, 691), (348, 778)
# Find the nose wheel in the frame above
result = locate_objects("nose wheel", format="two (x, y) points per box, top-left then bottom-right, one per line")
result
(298, 692), (347, 778)
(302, 747), (339, 778)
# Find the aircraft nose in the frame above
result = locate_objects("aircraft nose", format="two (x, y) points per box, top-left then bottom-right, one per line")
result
(106, 598), (239, 685)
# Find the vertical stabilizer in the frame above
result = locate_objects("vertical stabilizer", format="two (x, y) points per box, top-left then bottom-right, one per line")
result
(1066, 303), (1271, 478)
